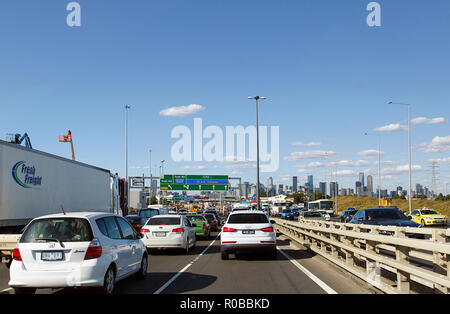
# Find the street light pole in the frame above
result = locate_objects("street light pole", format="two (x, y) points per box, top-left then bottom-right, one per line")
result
(161, 160), (165, 177)
(124, 105), (131, 213)
(149, 149), (152, 195)
(248, 96), (266, 211)
(389, 102), (412, 214)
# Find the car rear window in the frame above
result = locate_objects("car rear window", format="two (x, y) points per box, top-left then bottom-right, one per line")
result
(187, 216), (206, 222)
(126, 216), (144, 224)
(228, 214), (269, 224)
(147, 217), (181, 225)
(21, 218), (93, 243)
(204, 214), (215, 222)
(139, 209), (160, 219)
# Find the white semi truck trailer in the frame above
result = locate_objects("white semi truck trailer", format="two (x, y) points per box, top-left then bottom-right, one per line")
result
(0, 139), (123, 265)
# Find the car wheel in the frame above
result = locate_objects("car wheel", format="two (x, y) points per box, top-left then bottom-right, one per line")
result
(136, 254), (148, 279)
(102, 265), (116, 294)
(13, 287), (36, 295)
(221, 250), (229, 260)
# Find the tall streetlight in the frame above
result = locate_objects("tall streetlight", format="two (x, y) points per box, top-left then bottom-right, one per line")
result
(248, 96), (266, 210)
(149, 149), (153, 196)
(389, 101), (412, 214)
(365, 132), (382, 207)
(161, 160), (165, 177)
(124, 105), (131, 213)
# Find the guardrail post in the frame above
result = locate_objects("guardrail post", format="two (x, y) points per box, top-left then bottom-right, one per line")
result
(396, 246), (411, 294)
(431, 230), (449, 294)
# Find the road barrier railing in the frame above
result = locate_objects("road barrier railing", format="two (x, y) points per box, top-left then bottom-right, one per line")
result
(273, 218), (450, 294)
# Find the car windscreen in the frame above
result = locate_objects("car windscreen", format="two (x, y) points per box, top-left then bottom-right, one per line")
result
(282, 209), (292, 213)
(147, 217), (181, 225)
(365, 209), (408, 220)
(21, 218), (93, 243)
(139, 209), (160, 219)
(345, 210), (357, 216)
(228, 214), (269, 224)
(421, 210), (438, 215)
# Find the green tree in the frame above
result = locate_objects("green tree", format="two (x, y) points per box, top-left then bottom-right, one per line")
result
(150, 195), (158, 205)
(287, 191), (308, 204)
(309, 192), (326, 201)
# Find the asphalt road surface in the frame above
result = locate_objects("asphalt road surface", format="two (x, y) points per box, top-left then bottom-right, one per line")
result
(0, 231), (379, 295)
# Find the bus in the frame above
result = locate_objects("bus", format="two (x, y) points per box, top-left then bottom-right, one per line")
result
(307, 199), (334, 215)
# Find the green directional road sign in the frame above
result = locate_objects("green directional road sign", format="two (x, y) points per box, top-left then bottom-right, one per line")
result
(160, 174), (229, 191)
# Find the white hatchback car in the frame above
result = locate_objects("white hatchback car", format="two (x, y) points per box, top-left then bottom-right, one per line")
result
(140, 215), (196, 254)
(9, 212), (148, 294)
(220, 211), (277, 260)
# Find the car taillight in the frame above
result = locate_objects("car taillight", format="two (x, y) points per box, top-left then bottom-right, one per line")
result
(84, 238), (102, 260)
(12, 248), (22, 261)
(172, 228), (184, 233)
(261, 227), (274, 232)
(223, 227), (237, 232)
(203, 224), (206, 230)
(140, 228), (150, 233)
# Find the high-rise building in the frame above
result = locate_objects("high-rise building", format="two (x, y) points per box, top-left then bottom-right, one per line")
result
(359, 172), (365, 188)
(330, 182), (338, 198)
(355, 181), (362, 196)
(292, 176), (298, 192)
(367, 175), (373, 195)
(319, 182), (327, 195)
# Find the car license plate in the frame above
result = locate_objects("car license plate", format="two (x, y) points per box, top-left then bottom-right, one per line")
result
(242, 230), (255, 235)
(153, 232), (167, 237)
(41, 251), (63, 261)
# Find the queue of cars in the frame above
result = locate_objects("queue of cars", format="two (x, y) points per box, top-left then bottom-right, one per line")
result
(8, 206), (225, 294)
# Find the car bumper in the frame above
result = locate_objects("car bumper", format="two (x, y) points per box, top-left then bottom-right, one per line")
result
(8, 259), (106, 288)
(142, 235), (185, 249)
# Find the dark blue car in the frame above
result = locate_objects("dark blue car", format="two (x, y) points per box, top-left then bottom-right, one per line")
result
(350, 207), (422, 237)
(281, 209), (295, 220)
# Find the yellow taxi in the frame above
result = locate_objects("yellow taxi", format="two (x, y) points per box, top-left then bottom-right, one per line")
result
(408, 208), (448, 227)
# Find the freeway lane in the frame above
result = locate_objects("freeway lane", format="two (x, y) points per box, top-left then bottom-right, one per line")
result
(0, 231), (378, 294)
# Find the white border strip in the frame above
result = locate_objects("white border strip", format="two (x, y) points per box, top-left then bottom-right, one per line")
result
(277, 247), (338, 294)
(153, 233), (220, 294)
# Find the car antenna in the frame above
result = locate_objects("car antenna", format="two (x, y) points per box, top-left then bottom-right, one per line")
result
(61, 205), (66, 215)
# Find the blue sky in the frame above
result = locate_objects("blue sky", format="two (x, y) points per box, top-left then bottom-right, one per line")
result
(1, 0), (449, 194)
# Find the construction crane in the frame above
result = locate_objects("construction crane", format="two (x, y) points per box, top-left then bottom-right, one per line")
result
(59, 130), (75, 161)
(7, 133), (32, 149)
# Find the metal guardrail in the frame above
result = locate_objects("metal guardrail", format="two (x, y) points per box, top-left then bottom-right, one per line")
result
(274, 218), (450, 294)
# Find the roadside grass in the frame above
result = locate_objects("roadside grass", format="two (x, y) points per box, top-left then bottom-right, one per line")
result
(333, 196), (450, 216)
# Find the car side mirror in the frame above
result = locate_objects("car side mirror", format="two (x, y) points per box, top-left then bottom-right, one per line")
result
(408, 216), (412, 220)
(136, 233), (144, 239)
(270, 220), (276, 225)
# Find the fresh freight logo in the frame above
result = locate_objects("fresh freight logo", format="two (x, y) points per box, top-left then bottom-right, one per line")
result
(12, 161), (43, 188)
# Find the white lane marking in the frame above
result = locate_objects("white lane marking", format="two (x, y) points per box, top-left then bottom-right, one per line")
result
(277, 247), (338, 294)
(153, 233), (220, 294)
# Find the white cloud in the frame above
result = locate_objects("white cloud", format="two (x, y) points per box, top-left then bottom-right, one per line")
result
(358, 150), (385, 159)
(411, 117), (446, 125)
(331, 170), (357, 177)
(177, 165), (206, 171)
(226, 163), (256, 170)
(381, 164), (423, 175)
(291, 141), (322, 147)
(427, 157), (450, 164)
(284, 150), (336, 161)
(420, 135), (450, 153)
(374, 123), (408, 132)
(160, 104), (205, 117)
